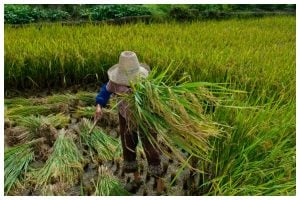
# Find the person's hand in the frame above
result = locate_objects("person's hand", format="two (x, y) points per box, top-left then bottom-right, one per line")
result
(94, 104), (103, 122)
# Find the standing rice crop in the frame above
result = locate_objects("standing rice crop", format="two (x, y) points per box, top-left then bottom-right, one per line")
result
(4, 16), (295, 100)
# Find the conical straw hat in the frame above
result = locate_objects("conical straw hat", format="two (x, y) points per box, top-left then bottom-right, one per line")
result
(107, 51), (149, 86)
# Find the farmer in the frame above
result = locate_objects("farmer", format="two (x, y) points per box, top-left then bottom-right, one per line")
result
(94, 51), (164, 194)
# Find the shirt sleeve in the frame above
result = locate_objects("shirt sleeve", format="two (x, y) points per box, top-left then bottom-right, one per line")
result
(95, 82), (112, 107)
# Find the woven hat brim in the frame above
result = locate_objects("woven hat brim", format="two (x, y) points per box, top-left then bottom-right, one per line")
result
(107, 64), (149, 86)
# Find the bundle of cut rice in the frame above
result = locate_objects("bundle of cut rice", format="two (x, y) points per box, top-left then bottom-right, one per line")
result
(94, 165), (130, 196)
(4, 139), (44, 194)
(79, 119), (122, 161)
(123, 66), (239, 168)
(34, 130), (84, 188)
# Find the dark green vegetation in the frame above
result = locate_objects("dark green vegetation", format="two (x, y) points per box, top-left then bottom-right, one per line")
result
(4, 4), (295, 24)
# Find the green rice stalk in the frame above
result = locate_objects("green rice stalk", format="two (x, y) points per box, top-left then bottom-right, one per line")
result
(79, 119), (122, 161)
(34, 130), (84, 188)
(94, 166), (130, 196)
(4, 139), (43, 194)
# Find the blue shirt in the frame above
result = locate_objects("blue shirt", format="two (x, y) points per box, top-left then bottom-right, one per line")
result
(96, 82), (112, 107)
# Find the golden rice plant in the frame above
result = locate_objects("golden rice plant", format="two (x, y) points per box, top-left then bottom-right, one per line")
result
(4, 16), (295, 102)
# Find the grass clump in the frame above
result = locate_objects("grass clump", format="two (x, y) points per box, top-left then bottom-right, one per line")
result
(198, 97), (296, 195)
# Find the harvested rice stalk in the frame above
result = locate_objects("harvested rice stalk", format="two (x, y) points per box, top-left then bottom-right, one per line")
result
(4, 139), (43, 194)
(94, 166), (130, 196)
(44, 113), (70, 128)
(74, 107), (119, 129)
(34, 130), (84, 188)
(4, 97), (35, 108)
(46, 94), (75, 104)
(76, 91), (96, 106)
(124, 66), (239, 168)
(4, 126), (29, 146)
(6, 179), (30, 196)
(14, 114), (68, 143)
(74, 106), (95, 119)
(40, 182), (68, 196)
(79, 119), (122, 161)
(49, 103), (69, 113)
(5, 105), (53, 120)
(16, 113), (70, 130)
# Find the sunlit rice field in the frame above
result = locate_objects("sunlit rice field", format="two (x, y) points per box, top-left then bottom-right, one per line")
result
(4, 16), (295, 196)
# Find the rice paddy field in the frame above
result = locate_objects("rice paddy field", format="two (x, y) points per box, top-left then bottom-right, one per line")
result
(4, 16), (296, 196)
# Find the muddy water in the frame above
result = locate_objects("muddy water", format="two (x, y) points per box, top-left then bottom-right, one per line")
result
(62, 154), (192, 196)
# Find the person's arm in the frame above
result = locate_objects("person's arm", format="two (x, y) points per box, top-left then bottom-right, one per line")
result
(96, 82), (112, 107)
(94, 82), (112, 121)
